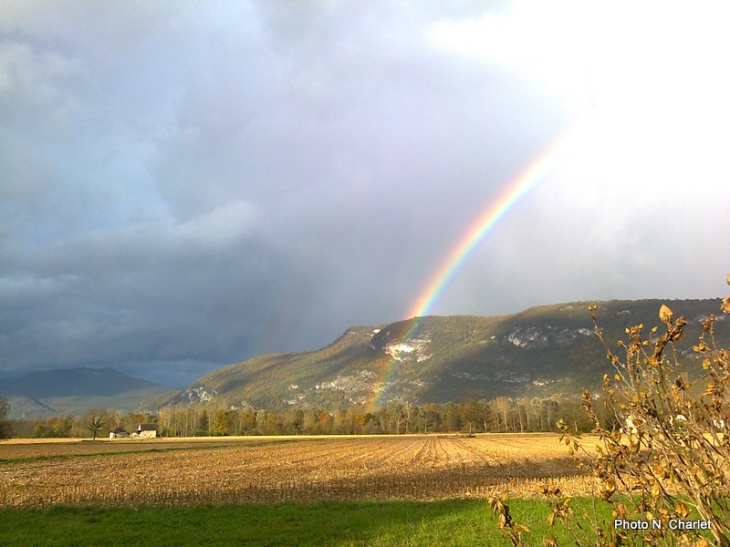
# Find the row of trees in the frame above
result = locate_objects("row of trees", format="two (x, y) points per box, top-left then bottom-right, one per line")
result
(8, 395), (608, 439)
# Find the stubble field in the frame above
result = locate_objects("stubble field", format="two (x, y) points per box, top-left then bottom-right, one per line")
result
(0, 433), (599, 509)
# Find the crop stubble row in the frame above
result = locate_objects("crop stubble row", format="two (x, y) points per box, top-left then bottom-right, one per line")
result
(0, 435), (597, 508)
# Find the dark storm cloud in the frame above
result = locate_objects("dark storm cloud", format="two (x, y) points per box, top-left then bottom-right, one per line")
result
(1, 1), (728, 387)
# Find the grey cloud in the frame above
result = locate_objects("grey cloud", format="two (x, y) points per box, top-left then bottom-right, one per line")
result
(1, 1), (728, 387)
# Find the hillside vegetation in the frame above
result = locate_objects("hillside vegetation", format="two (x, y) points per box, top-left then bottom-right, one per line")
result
(171, 298), (725, 412)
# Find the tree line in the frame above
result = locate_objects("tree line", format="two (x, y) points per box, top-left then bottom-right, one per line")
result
(6, 395), (610, 439)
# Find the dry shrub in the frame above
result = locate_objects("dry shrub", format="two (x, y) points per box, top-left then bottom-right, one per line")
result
(542, 275), (730, 546)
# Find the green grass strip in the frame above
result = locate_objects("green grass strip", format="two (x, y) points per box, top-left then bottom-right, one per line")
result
(0, 498), (618, 547)
(0, 497), (717, 546)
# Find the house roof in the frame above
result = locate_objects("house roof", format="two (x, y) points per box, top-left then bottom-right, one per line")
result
(112, 427), (128, 434)
(136, 423), (157, 431)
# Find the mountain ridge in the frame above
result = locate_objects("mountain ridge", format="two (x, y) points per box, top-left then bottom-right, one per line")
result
(170, 297), (726, 412)
(2, 298), (725, 418)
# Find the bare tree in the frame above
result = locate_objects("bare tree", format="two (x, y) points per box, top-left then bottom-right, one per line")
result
(403, 401), (413, 434)
(0, 397), (11, 439)
(492, 396), (512, 432)
(87, 414), (105, 441)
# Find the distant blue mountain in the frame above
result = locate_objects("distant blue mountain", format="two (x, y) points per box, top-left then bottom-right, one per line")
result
(0, 367), (173, 418)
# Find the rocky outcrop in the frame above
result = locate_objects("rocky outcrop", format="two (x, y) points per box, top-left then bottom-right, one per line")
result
(505, 326), (592, 349)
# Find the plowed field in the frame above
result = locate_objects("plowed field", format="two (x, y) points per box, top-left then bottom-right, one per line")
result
(0, 434), (598, 508)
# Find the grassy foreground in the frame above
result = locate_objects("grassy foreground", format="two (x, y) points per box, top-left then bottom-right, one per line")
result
(0, 498), (614, 547)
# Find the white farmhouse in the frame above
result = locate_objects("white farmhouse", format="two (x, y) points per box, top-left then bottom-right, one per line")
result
(132, 423), (157, 438)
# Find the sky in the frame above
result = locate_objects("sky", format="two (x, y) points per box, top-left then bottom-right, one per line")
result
(1, 1), (729, 388)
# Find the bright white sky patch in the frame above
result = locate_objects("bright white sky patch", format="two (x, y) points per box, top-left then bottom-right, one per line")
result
(429, 1), (730, 201)
(429, 2), (594, 107)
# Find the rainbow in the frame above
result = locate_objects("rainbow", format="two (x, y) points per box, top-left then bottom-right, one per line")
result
(372, 129), (575, 408)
